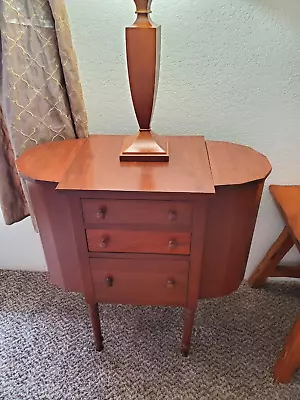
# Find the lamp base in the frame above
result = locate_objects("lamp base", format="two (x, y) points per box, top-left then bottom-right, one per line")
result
(120, 131), (169, 162)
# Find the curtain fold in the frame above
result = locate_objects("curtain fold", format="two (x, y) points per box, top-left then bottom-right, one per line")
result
(0, 0), (88, 225)
(49, 0), (88, 138)
(0, 104), (29, 223)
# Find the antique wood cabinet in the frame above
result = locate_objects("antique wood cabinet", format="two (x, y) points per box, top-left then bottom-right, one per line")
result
(17, 134), (271, 355)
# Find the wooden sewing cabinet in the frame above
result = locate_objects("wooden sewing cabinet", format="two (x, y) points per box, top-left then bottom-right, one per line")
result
(17, 134), (271, 355)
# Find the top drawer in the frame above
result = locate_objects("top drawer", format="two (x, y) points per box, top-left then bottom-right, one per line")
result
(81, 199), (192, 229)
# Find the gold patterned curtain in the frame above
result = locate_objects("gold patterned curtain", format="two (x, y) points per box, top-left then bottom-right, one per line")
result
(0, 0), (88, 225)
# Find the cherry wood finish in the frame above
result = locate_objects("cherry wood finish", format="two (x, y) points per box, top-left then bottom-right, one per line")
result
(271, 266), (300, 279)
(248, 185), (300, 383)
(16, 135), (271, 355)
(17, 139), (86, 183)
(81, 198), (192, 229)
(120, 134), (169, 162)
(17, 136), (271, 193)
(248, 186), (300, 288)
(200, 181), (265, 298)
(182, 198), (208, 354)
(86, 229), (191, 255)
(206, 141), (271, 186)
(270, 185), (300, 250)
(25, 181), (83, 292)
(121, 0), (168, 161)
(67, 191), (208, 354)
(127, 0), (158, 130)
(248, 227), (294, 288)
(274, 316), (300, 384)
(88, 304), (104, 351)
(90, 258), (189, 306)
(56, 135), (214, 194)
(182, 308), (196, 357)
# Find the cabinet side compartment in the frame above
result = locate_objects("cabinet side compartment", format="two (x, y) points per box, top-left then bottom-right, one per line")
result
(199, 180), (264, 298)
(27, 181), (83, 292)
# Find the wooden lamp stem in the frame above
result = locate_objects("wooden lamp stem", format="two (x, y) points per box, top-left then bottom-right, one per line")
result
(120, 0), (169, 162)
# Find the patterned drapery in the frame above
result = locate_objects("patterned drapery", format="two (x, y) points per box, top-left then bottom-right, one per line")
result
(0, 0), (88, 225)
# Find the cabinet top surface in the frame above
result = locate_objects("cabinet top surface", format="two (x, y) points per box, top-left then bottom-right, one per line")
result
(58, 135), (214, 194)
(16, 134), (271, 192)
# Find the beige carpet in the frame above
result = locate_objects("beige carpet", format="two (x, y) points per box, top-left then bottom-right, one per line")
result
(0, 270), (299, 399)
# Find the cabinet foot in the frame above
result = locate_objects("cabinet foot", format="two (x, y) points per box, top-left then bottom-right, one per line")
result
(181, 346), (189, 357)
(88, 303), (104, 351)
(181, 308), (196, 357)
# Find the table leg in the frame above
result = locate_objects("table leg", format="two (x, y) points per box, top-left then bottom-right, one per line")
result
(248, 227), (293, 288)
(274, 315), (300, 383)
(88, 303), (104, 351)
(181, 308), (196, 356)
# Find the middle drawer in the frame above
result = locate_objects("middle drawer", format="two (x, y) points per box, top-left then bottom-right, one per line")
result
(86, 229), (191, 255)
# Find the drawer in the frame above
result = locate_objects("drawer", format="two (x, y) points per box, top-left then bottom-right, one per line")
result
(81, 199), (192, 229)
(86, 229), (191, 255)
(90, 258), (189, 306)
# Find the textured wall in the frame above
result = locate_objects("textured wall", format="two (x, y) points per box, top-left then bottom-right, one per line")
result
(1, 0), (299, 274)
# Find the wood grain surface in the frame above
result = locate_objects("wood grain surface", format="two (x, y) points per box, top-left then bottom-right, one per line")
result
(274, 315), (300, 383)
(270, 185), (300, 247)
(57, 135), (215, 194)
(16, 136), (272, 190)
(199, 181), (264, 298)
(206, 140), (271, 186)
(26, 181), (83, 292)
(90, 257), (189, 306)
(81, 198), (192, 229)
(16, 139), (86, 183)
(120, 0), (168, 161)
(126, 9), (159, 130)
(16, 135), (272, 302)
(86, 229), (191, 255)
(248, 227), (294, 288)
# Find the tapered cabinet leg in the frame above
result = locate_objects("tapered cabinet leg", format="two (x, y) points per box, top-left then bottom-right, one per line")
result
(181, 308), (196, 357)
(248, 227), (294, 288)
(274, 315), (300, 384)
(88, 303), (104, 351)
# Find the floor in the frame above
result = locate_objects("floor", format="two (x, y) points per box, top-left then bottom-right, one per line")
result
(0, 270), (299, 400)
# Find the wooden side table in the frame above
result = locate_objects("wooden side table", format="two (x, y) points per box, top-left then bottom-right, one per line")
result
(17, 134), (271, 355)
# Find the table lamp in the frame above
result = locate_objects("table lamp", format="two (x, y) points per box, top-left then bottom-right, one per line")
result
(120, 0), (169, 162)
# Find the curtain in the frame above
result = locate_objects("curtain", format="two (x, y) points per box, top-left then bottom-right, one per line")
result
(0, 0), (88, 225)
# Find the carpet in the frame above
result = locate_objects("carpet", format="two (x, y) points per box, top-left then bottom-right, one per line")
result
(0, 270), (300, 399)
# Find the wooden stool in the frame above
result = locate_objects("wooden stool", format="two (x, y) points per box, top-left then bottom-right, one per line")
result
(248, 185), (300, 383)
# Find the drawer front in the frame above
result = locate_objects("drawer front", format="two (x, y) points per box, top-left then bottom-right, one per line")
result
(90, 258), (189, 306)
(81, 199), (192, 229)
(86, 229), (191, 255)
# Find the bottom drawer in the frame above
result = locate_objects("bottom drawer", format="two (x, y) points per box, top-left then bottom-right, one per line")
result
(90, 258), (189, 306)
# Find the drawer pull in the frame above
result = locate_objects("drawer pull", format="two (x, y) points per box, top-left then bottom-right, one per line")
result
(96, 207), (107, 220)
(168, 210), (177, 221)
(106, 276), (114, 287)
(100, 235), (110, 248)
(167, 279), (176, 288)
(168, 239), (177, 249)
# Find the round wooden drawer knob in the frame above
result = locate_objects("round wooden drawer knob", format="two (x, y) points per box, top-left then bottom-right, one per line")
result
(97, 207), (107, 220)
(106, 276), (114, 287)
(168, 239), (177, 249)
(168, 210), (177, 221)
(100, 235), (110, 248)
(167, 279), (175, 288)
